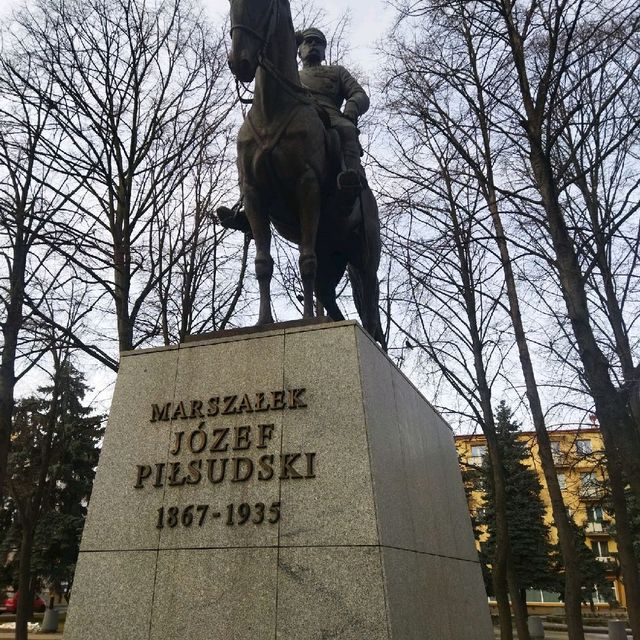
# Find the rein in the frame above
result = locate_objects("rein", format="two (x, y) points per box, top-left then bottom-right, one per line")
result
(230, 0), (313, 107)
(229, 0), (279, 68)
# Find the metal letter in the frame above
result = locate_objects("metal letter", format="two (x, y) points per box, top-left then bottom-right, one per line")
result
(189, 427), (207, 454)
(257, 423), (275, 448)
(231, 457), (254, 482)
(271, 390), (285, 410)
(169, 431), (184, 456)
(207, 458), (228, 484)
(150, 403), (172, 422)
(288, 388), (307, 409)
(189, 399), (204, 419)
(279, 453), (303, 479)
(233, 425), (251, 450)
(134, 465), (152, 488)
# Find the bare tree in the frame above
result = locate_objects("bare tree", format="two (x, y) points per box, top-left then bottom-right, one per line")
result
(378, 115), (528, 636)
(5, 0), (239, 358)
(153, 146), (252, 343)
(0, 50), (73, 503)
(379, 2), (589, 635)
(483, 0), (640, 632)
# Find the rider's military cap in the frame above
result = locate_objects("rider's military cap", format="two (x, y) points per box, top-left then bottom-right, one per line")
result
(300, 27), (327, 45)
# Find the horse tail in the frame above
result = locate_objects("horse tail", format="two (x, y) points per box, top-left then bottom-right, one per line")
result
(347, 261), (387, 352)
(345, 187), (387, 350)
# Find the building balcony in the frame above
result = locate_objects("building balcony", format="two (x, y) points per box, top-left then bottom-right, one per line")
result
(595, 556), (618, 572)
(584, 521), (610, 536)
(579, 486), (605, 501)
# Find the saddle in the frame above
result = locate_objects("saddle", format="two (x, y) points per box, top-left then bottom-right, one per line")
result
(215, 106), (363, 234)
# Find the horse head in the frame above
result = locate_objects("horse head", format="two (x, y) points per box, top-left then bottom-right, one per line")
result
(228, 0), (279, 83)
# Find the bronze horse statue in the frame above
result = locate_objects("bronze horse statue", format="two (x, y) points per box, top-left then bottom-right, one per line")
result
(227, 0), (386, 349)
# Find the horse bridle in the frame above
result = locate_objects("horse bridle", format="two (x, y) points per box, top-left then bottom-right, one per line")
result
(229, 0), (280, 65)
(230, 0), (314, 107)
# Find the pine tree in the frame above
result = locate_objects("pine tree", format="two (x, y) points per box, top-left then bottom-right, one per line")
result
(0, 361), (104, 601)
(481, 401), (559, 607)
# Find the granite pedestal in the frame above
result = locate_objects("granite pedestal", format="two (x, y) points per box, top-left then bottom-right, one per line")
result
(65, 321), (492, 639)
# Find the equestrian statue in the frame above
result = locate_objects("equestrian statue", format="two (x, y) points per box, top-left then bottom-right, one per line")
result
(223, 0), (386, 349)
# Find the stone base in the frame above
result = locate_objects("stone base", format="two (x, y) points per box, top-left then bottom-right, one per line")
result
(65, 321), (492, 639)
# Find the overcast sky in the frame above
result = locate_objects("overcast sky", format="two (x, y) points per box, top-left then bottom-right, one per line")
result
(295, 0), (394, 68)
(206, 0), (395, 76)
(1, 0), (395, 78)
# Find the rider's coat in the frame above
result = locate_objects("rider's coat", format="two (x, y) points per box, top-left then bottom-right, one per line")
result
(299, 64), (370, 127)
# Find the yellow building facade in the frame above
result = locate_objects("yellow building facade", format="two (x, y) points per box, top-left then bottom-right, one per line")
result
(455, 427), (627, 610)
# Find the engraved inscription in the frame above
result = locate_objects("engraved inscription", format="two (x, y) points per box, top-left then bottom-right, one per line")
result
(137, 388), (316, 532)
(155, 502), (281, 529)
(150, 388), (307, 423)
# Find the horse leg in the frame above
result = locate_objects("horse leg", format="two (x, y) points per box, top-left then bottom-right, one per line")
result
(296, 169), (321, 318)
(244, 187), (274, 325)
(316, 254), (347, 322)
(316, 277), (344, 321)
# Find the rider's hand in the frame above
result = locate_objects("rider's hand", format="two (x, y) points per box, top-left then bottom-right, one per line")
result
(343, 101), (359, 124)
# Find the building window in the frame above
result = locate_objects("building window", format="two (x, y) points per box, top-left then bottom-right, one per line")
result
(551, 441), (563, 463)
(576, 439), (592, 455)
(580, 471), (599, 497)
(469, 445), (487, 466)
(557, 473), (567, 491)
(592, 540), (610, 558)
(587, 506), (604, 522)
(586, 506), (606, 533)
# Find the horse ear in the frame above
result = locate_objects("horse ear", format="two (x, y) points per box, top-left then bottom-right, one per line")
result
(295, 30), (304, 47)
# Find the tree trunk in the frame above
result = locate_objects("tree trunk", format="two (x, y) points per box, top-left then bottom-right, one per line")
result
(484, 166), (586, 640)
(496, 6), (640, 634)
(0, 244), (27, 503)
(525, 142), (640, 640)
(486, 429), (514, 640)
(571, 166), (640, 448)
(519, 587), (528, 615)
(492, 564), (513, 640)
(0, 358), (17, 504)
(508, 566), (530, 640)
(600, 429), (640, 638)
(14, 359), (62, 640)
(444, 173), (522, 639)
(113, 241), (133, 353)
(15, 515), (35, 640)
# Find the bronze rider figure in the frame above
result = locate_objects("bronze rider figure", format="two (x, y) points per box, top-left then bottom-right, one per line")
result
(297, 27), (369, 193)
(217, 26), (370, 229)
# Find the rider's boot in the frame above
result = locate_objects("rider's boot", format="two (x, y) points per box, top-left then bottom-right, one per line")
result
(338, 135), (362, 195)
(335, 126), (363, 200)
(215, 202), (252, 234)
(337, 134), (362, 216)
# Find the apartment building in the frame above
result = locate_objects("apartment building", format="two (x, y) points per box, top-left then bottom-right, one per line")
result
(455, 427), (626, 609)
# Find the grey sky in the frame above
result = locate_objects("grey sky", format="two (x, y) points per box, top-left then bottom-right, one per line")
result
(2, 0), (395, 75)
(206, 0), (394, 75)
(313, 0), (394, 68)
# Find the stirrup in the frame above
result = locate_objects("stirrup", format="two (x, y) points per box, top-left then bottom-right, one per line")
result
(337, 170), (361, 192)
